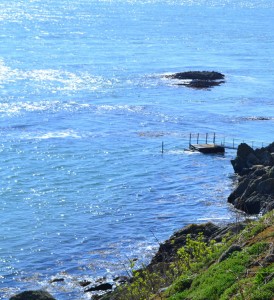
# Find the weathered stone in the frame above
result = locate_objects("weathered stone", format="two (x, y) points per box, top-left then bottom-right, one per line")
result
(231, 143), (256, 174)
(231, 157), (245, 174)
(268, 166), (274, 178)
(10, 290), (56, 300)
(246, 153), (260, 167)
(228, 142), (274, 214)
(238, 194), (262, 214)
(251, 165), (268, 177)
(266, 142), (274, 153)
(228, 177), (250, 205)
(264, 200), (274, 213)
(257, 178), (274, 195)
(256, 150), (274, 166)
(237, 143), (255, 159)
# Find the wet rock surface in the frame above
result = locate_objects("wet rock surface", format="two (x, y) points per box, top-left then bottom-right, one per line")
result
(164, 71), (225, 89)
(228, 142), (274, 214)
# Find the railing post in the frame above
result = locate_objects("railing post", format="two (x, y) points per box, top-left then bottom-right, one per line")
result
(197, 133), (199, 144)
(206, 133), (208, 144)
(213, 132), (216, 144)
(189, 133), (192, 147)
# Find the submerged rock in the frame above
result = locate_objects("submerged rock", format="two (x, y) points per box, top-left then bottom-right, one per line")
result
(164, 71), (225, 89)
(10, 290), (56, 300)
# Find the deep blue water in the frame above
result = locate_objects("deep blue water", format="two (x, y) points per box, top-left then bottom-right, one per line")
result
(1, 0), (274, 299)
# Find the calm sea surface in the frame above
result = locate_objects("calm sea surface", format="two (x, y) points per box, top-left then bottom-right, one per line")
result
(1, 0), (274, 299)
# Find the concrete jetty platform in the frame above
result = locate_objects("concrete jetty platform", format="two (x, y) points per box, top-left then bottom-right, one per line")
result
(189, 143), (225, 154)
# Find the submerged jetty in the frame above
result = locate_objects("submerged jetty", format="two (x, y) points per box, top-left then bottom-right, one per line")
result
(164, 71), (225, 89)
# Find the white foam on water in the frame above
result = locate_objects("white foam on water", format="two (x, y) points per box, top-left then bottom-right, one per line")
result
(0, 59), (111, 93)
(31, 130), (81, 140)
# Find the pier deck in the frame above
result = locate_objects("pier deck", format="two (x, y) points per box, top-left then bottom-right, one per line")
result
(189, 143), (225, 154)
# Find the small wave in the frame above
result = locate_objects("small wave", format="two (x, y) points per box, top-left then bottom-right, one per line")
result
(0, 101), (93, 116)
(240, 116), (274, 121)
(0, 129), (83, 140)
(0, 100), (150, 119)
(94, 0), (274, 8)
(138, 131), (189, 138)
(97, 104), (146, 114)
(0, 59), (111, 92)
(31, 130), (81, 140)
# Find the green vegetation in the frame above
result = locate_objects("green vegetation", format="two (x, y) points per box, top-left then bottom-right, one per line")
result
(103, 211), (274, 300)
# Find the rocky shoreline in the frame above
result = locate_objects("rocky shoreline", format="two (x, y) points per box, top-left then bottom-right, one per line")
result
(10, 142), (274, 300)
(228, 142), (274, 214)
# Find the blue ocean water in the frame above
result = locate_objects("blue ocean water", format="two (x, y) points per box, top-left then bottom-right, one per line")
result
(1, 0), (274, 299)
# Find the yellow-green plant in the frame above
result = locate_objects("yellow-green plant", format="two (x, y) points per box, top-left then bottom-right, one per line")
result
(118, 232), (222, 300)
(176, 233), (220, 273)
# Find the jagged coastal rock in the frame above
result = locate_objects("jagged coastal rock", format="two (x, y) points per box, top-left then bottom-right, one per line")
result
(147, 222), (245, 272)
(164, 71), (225, 89)
(228, 142), (274, 214)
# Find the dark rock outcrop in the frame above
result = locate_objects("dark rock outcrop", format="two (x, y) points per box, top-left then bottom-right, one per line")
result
(85, 282), (113, 293)
(228, 142), (274, 214)
(148, 223), (219, 267)
(79, 280), (92, 287)
(147, 222), (245, 273)
(49, 277), (64, 283)
(99, 221), (246, 300)
(164, 71), (225, 89)
(166, 71), (224, 81)
(10, 290), (56, 300)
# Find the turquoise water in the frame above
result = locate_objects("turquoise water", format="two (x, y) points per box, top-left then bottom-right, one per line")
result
(1, 0), (274, 299)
